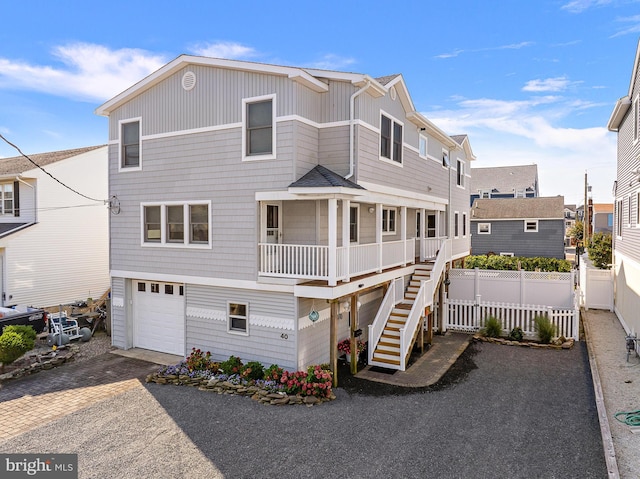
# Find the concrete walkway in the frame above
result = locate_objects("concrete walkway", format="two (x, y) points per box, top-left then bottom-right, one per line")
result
(583, 309), (640, 479)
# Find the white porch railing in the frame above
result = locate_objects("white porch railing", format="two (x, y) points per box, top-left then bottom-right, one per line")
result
(367, 277), (405, 365)
(420, 236), (447, 260)
(445, 297), (579, 341)
(259, 239), (417, 285)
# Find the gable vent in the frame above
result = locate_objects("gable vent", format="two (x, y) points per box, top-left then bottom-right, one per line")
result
(182, 71), (196, 91)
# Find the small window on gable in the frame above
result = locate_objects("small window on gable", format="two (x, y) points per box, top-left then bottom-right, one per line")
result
(228, 302), (248, 334)
(243, 95), (275, 160)
(380, 113), (403, 164)
(478, 223), (491, 234)
(382, 207), (396, 234)
(524, 220), (538, 232)
(120, 119), (141, 169)
(419, 136), (427, 158)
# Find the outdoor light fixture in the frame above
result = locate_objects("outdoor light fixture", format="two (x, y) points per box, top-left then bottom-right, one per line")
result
(368, 207), (375, 214)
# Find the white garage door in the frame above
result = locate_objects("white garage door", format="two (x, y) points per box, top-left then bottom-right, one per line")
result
(133, 281), (185, 356)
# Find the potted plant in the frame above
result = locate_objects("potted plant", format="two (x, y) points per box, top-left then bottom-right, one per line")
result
(337, 338), (366, 363)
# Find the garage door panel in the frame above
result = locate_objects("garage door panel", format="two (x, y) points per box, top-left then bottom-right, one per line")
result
(134, 281), (185, 356)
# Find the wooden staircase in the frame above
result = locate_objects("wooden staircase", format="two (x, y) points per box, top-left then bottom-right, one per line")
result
(370, 262), (434, 367)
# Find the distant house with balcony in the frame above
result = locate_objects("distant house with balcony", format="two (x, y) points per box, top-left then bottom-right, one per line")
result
(470, 196), (565, 259)
(95, 56), (474, 373)
(469, 164), (539, 206)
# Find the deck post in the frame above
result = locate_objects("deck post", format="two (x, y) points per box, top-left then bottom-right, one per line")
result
(342, 199), (350, 282)
(350, 294), (358, 375)
(376, 204), (382, 273)
(330, 299), (339, 387)
(328, 198), (337, 286)
(401, 206), (407, 266)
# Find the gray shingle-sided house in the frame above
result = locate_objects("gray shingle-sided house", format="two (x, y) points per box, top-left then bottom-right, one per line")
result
(0, 146), (109, 307)
(470, 196), (565, 259)
(607, 38), (640, 341)
(95, 55), (475, 372)
(469, 164), (539, 206)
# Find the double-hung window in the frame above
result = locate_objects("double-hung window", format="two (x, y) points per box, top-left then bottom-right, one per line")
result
(419, 135), (428, 158)
(457, 160), (465, 187)
(243, 95), (275, 160)
(380, 113), (403, 164)
(382, 207), (396, 234)
(142, 202), (211, 248)
(350, 206), (359, 243)
(0, 183), (14, 215)
(120, 119), (141, 170)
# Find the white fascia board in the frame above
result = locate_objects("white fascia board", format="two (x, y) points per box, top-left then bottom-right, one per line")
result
(286, 187), (365, 196)
(96, 55), (329, 116)
(256, 190), (361, 201)
(607, 96), (631, 132)
(357, 181), (447, 210)
(406, 112), (458, 149)
(386, 75), (416, 114)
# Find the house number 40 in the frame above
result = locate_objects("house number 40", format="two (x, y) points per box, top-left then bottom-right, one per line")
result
(280, 333), (289, 340)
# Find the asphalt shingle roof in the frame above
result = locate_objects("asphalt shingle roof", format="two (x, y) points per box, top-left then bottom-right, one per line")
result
(470, 164), (538, 195)
(0, 145), (105, 176)
(289, 165), (365, 190)
(471, 196), (564, 220)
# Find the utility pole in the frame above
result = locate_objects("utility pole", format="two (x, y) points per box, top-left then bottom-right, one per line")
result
(584, 172), (589, 247)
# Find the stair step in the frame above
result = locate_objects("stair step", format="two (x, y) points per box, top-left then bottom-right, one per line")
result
(376, 344), (400, 354)
(372, 356), (401, 366)
(378, 339), (399, 347)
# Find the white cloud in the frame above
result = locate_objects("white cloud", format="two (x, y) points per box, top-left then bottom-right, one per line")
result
(189, 41), (258, 59)
(611, 14), (640, 37)
(304, 54), (356, 71)
(522, 77), (573, 92)
(561, 0), (613, 13)
(435, 42), (533, 59)
(0, 43), (167, 102)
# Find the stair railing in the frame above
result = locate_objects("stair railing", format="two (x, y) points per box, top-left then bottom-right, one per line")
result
(368, 277), (404, 364)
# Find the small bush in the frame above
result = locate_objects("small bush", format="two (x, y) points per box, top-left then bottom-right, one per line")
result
(264, 364), (284, 382)
(241, 361), (264, 381)
(0, 329), (35, 369)
(480, 316), (502, 338)
(219, 355), (243, 375)
(3, 325), (37, 342)
(508, 327), (524, 342)
(534, 315), (556, 344)
(185, 347), (218, 373)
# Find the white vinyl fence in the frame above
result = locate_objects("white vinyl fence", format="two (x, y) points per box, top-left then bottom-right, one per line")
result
(445, 296), (579, 340)
(578, 253), (613, 311)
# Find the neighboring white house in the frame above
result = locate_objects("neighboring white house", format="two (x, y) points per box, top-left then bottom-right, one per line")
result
(0, 145), (110, 307)
(607, 38), (640, 341)
(96, 56), (475, 372)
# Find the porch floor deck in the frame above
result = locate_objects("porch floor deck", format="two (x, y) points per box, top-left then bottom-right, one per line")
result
(355, 332), (472, 387)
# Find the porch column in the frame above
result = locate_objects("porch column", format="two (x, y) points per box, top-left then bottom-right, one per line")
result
(376, 203), (382, 273)
(330, 300), (339, 387)
(350, 294), (359, 375)
(342, 199), (350, 283)
(401, 206), (407, 266)
(419, 208), (426, 262)
(328, 198), (337, 286)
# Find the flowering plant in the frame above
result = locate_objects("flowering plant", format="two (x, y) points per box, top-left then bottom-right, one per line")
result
(185, 347), (219, 373)
(337, 338), (366, 355)
(280, 365), (333, 398)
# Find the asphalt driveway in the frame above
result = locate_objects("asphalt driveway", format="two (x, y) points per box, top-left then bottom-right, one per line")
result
(0, 341), (606, 479)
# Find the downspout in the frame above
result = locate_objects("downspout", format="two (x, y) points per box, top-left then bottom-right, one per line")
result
(346, 81), (371, 180)
(15, 175), (36, 223)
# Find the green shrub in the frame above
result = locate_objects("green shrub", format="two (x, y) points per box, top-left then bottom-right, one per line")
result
(184, 347), (218, 373)
(219, 355), (243, 375)
(534, 315), (556, 344)
(3, 325), (37, 342)
(588, 232), (612, 269)
(480, 316), (502, 338)
(461, 255), (571, 272)
(241, 361), (264, 381)
(0, 329), (35, 369)
(264, 364), (284, 381)
(508, 326), (524, 342)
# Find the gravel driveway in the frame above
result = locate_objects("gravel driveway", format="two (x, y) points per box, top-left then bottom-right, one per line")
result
(0, 341), (606, 478)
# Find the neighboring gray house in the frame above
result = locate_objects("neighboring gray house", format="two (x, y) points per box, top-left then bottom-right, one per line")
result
(95, 55), (474, 372)
(607, 37), (640, 342)
(470, 164), (539, 206)
(470, 196), (565, 259)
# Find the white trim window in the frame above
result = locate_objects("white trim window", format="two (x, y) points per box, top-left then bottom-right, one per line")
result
(515, 189), (526, 198)
(454, 212), (459, 238)
(499, 252), (514, 257)
(442, 149), (450, 168)
(228, 301), (249, 335)
(419, 135), (428, 159)
(480, 190), (491, 199)
(524, 220), (539, 232)
(119, 118), (142, 171)
(0, 183), (14, 215)
(380, 112), (403, 164)
(462, 212), (467, 237)
(141, 201), (211, 248)
(382, 207), (397, 234)
(242, 94), (276, 160)
(350, 205), (359, 243)
(478, 223), (491, 234)
(617, 199), (623, 237)
(456, 159), (465, 187)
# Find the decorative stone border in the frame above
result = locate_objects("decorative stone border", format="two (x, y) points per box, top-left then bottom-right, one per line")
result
(0, 345), (79, 381)
(473, 334), (575, 350)
(145, 373), (336, 406)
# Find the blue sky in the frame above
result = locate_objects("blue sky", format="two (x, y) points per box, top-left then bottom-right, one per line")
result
(1, 0), (639, 205)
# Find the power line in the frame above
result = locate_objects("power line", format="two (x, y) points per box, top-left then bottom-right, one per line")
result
(0, 134), (107, 203)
